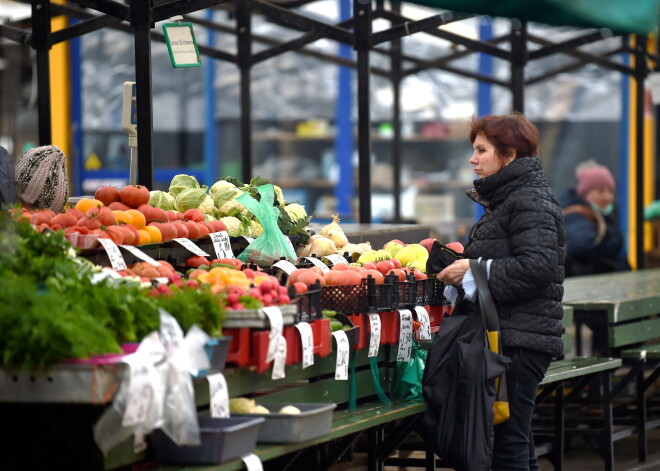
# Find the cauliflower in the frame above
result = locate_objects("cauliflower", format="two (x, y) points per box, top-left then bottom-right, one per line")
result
(247, 219), (264, 238)
(203, 213), (217, 222)
(149, 190), (175, 211)
(175, 188), (215, 214)
(219, 216), (244, 237)
(273, 185), (286, 206)
(209, 179), (237, 197)
(284, 203), (307, 222)
(217, 198), (249, 218)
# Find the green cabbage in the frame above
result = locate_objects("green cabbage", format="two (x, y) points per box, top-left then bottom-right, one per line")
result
(169, 174), (203, 197)
(203, 213), (217, 222)
(175, 188), (214, 214)
(148, 190), (175, 211)
(219, 216), (244, 237)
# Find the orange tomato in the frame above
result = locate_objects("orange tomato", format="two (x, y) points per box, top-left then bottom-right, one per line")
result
(75, 198), (104, 214)
(143, 225), (162, 243)
(112, 210), (133, 226)
(136, 229), (151, 245)
(126, 209), (146, 229)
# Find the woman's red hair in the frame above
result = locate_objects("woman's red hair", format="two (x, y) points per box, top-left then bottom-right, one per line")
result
(469, 112), (539, 161)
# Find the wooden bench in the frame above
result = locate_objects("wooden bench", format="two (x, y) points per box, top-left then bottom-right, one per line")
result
(564, 269), (660, 463)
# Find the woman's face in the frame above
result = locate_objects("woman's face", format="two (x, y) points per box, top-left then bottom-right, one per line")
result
(584, 186), (615, 211)
(469, 133), (514, 179)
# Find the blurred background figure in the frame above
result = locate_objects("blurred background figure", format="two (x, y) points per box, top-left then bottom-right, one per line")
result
(14, 145), (69, 213)
(559, 160), (629, 277)
(0, 146), (15, 206)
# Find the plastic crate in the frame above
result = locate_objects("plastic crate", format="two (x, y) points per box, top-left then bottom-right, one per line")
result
(430, 279), (449, 305)
(152, 416), (264, 465)
(392, 275), (416, 309)
(291, 281), (323, 323)
(234, 403), (336, 443)
(330, 313), (360, 349)
(224, 328), (251, 367)
(414, 278), (434, 306)
(321, 284), (367, 314)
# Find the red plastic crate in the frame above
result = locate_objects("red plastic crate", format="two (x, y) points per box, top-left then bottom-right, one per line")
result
(346, 314), (369, 350)
(224, 328), (251, 367)
(378, 311), (401, 345)
(250, 327), (299, 374)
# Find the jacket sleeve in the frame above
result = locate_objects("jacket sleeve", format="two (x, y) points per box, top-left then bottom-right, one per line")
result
(564, 212), (597, 255)
(489, 195), (562, 305)
(0, 146), (15, 206)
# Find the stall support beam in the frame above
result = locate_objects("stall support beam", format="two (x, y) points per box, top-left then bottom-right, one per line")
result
(511, 21), (527, 113)
(33, 0), (52, 145)
(389, 0), (403, 223)
(634, 35), (647, 269)
(237, 3), (253, 182)
(132, 0), (154, 189)
(355, 0), (372, 223)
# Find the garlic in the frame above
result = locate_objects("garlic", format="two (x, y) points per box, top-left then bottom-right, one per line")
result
(327, 230), (348, 248)
(309, 237), (337, 257)
(320, 214), (342, 237)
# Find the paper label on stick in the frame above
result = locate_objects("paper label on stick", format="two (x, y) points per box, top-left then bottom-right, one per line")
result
(211, 231), (234, 259)
(296, 322), (315, 368)
(262, 306), (284, 363)
(332, 330), (350, 380)
(271, 335), (287, 380)
(174, 237), (210, 256)
(98, 238), (127, 271)
(368, 314), (381, 357)
(120, 244), (161, 266)
(207, 373), (230, 418)
(414, 306), (432, 340)
(242, 453), (264, 471)
(397, 309), (413, 362)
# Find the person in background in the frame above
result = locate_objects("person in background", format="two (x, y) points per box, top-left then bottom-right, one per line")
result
(0, 146), (15, 206)
(14, 145), (69, 214)
(436, 113), (565, 471)
(559, 161), (629, 277)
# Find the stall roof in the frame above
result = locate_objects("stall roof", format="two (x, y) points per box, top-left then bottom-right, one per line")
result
(402, 0), (660, 35)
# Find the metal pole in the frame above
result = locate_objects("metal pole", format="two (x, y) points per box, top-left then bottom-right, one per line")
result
(32, 0), (52, 145)
(354, 0), (372, 223)
(510, 20), (526, 113)
(634, 35), (647, 269)
(237, 4), (252, 183)
(132, 0), (154, 189)
(391, 1), (402, 223)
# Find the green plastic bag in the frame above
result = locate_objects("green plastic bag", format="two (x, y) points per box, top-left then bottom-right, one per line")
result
(393, 340), (427, 400)
(236, 184), (297, 266)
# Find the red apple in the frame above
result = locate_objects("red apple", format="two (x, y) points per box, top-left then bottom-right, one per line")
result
(419, 238), (436, 254)
(446, 241), (465, 254)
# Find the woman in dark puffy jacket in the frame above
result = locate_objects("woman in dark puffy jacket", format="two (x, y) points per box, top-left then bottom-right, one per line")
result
(437, 113), (565, 471)
(0, 146), (15, 206)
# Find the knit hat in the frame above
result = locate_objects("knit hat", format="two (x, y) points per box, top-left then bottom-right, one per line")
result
(15, 145), (69, 213)
(576, 164), (615, 198)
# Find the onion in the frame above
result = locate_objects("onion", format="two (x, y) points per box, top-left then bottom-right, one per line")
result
(327, 230), (348, 248)
(309, 237), (337, 257)
(357, 241), (372, 252)
(320, 214), (342, 237)
(297, 244), (312, 257)
(342, 243), (364, 255)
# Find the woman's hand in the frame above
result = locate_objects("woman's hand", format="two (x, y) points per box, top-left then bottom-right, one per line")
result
(436, 259), (470, 286)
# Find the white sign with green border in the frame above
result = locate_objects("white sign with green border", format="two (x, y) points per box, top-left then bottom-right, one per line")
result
(162, 21), (201, 68)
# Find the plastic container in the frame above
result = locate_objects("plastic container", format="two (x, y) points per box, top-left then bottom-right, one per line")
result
(223, 305), (297, 328)
(152, 416), (264, 465)
(234, 403), (336, 443)
(414, 278), (434, 306)
(193, 337), (232, 377)
(292, 282), (322, 323)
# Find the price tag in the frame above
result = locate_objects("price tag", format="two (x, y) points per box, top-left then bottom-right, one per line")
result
(243, 236), (255, 244)
(300, 256), (330, 273)
(271, 335), (287, 380)
(272, 259), (297, 275)
(98, 238), (127, 271)
(120, 244), (161, 266)
(332, 330), (350, 380)
(414, 306), (432, 340)
(295, 322), (315, 368)
(241, 453), (264, 471)
(211, 231), (234, 259)
(650, 72), (660, 105)
(134, 433), (147, 453)
(322, 253), (348, 266)
(397, 309), (413, 362)
(159, 309), (185, 357)
(262, 306), (284, 363)
(174, 237), (210, 256)
(368, 314), (381, 357)
(207, 373), (230, 418)
(122, 361), (153, 426)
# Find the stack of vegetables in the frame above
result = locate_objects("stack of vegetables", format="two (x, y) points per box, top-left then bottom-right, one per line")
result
(148, 174), (312, 243)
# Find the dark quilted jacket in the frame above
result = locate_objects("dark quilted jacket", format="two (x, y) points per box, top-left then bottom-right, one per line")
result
(463, 157), (566, 358)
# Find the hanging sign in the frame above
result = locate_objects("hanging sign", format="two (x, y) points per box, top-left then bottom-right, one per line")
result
(162, 19), (201, 68)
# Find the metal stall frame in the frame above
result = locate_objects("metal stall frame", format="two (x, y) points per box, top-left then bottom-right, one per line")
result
(0, 0), (656, 265)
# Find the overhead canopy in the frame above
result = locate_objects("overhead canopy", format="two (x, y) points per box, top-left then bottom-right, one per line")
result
(402, 0), (660, 35)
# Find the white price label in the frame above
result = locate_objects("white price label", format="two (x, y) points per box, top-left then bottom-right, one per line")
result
(273, 259), (297, 275)
(262, 306), (284, 363)
(332, 330), (350, 380)
(120, 244), (161, 266)
(397, 309), (413, 362)
(295, 322), (315, 369)
(650, 72), (660, 105)
(301, 256), (330, 273)
(271, 335), (287, 380)
(174, 237), (210, 256)
(243, 236), (255, 243)
(159, 309), (185, 357)
(207, 373), (230, 418)
(322, 253), (348, 266)
(414, 306), (432, 340)
(98, 238), (127, 271)
(122, 362), (152, 427)
(241, 453), (264, 471)
(211, 231), (234, 259)
(368, 314), (381, 357)
(134, 433), (147, 453)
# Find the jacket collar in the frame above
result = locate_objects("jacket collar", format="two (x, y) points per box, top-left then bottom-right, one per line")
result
(466, 157), (543, 208)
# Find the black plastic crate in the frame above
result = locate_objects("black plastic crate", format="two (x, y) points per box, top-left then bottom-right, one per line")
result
(414, 278), (434, 306)
(291, 280), (323, 323)
(321, 284), (367, 314)
(392, 274), (416, 309)
(362, 276), (394, 312)
(431, 278), (450, 305)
